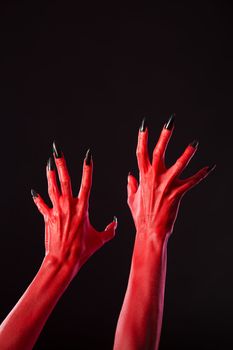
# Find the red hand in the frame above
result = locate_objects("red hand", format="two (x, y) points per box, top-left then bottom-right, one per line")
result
(34, 146), (117, 277)
(0, 145), (117, 350)
(128, 118), (214, 240)
(114, 116), (215, 350)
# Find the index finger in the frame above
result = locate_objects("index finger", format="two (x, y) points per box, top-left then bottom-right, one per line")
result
(78, 149), (93, 208)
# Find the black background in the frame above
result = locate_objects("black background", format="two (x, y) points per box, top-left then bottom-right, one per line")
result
(0, 2), (232, 349)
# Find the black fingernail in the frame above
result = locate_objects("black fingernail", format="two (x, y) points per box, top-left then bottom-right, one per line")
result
(47, 157), (55, 171)
(53, 140), (62, 158)
(31, 189), (38, 198)
(164, 113), (175, 130)
(85, 149), (92, 166)
(207, 164), (216, 173)
(190, 139), (199, 148)
(113, 216), (117, 222)
(140, 117), (146, 132)
(128, 171), (131, 176)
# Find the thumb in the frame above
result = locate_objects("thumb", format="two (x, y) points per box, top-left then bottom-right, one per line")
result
(127, 173), (138, 199)
(101, 217), (118, 242)
(31, 189), (50, 217)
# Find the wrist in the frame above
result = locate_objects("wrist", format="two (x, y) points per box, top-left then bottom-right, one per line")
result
(127, 229), (169, 299)
(41, 254), (80, 285)
(135, 228), (170, 247)
(131, 229), (169, 270)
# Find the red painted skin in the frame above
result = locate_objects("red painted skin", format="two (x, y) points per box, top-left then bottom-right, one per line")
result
(113, 122), (215, 350)
(0, 151), (117, 350)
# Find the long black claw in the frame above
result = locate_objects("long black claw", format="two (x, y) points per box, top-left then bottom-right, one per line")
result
(190, 139), (199, 148)
(164, 113), (175, 130)
(47, 157), (55, 171)
(53, 140), (62, 158)
(140, 117), (146, 132)
(207, 164), (216, 173)
(85, 149), (92, 166)
(31, 189), (38, 198)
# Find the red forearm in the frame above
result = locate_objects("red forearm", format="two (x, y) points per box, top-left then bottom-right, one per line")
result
(114, 233), (168, 350)
(114, 116), (214, 350)
(0, 146), (117, 350)
(0, 257), (73, 350)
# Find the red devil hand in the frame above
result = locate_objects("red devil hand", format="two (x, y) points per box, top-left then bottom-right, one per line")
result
(33, 143), (117, 278)
(114, 115), (215, 350)
(128, 116), (215, 241)
(0, 143), (116, 350)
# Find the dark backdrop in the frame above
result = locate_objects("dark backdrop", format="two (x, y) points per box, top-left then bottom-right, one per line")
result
(0, 2), (232, 349)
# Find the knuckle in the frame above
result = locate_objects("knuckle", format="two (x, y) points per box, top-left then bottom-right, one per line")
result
(153, 148), (162, 158)
(61, 173), (70, 183)
(38, 204), (46, 214)
(48, 183), (56, 194)
(127, 196), (134, 207)
(136, 149), (143, 157)
(61, 179), (70, 189)
(175, 159), (183, 169)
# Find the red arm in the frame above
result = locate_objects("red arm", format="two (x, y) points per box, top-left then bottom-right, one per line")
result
(0, 144), (117, 350)
(113, 116), (215, 350)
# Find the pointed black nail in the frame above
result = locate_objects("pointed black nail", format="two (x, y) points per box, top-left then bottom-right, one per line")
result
(31, 189), (38, 198)
(53, 140), (62, 158)
(207, 164), (216, 173)
(164, 113), (175, 130)
(190, 139), (199, 148)
(85, 149), (92, 166)
(113, 216), (117, 222)
(47, 157), (55, 171)
(140, 117), (146, 132)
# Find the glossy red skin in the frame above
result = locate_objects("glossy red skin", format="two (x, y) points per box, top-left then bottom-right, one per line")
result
(113, 124), (213, 350)
(0, 152), (117, 350)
